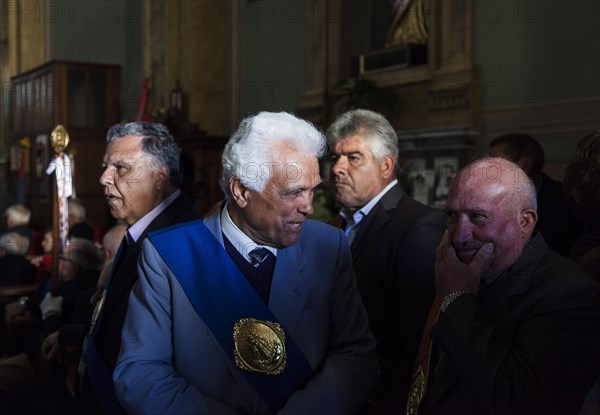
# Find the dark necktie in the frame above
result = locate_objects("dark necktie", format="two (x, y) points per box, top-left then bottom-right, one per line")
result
(112, 234), (131, 274)
(249, 247), (271, 267)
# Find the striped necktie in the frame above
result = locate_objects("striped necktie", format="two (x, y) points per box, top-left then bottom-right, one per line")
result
(249, 247), (271, 267)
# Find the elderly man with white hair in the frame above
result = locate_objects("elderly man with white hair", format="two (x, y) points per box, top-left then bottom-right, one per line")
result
(114, 111), (379, 415)
(2, 204), (33, 243)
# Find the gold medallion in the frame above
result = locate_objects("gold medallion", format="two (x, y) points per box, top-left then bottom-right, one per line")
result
(50, 125), (70, 153)
(406, 365), (426, 415)
(233, 318), (286, 375)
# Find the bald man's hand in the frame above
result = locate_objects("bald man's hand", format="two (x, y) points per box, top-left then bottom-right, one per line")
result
(435, 231), (495, 297)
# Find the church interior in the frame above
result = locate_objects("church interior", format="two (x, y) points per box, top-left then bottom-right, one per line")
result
(0, 2), (599, 413)
(0, 0), (599, 235)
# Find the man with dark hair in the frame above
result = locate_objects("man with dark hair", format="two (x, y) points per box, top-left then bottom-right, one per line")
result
(489, 133), (580, 256)
(77, 122), (201, 414)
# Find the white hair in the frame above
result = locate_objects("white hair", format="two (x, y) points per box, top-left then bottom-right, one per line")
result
(0, 232), (30, 255)
(326, 108), (399, 164)
(68, 198), (87, 223)
(220, 112), (326, 199)
(4, 204), (31, 225)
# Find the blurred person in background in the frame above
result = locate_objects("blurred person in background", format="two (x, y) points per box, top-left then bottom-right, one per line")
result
(0, 232), (36, 286)
(1, 238), (102, 403)
(2, 204), (33, 243)
(489, 133), (580, 256)
(68, 198), (96, 242)
(564, 130), (600, 415)
(29, 229), (54, 285)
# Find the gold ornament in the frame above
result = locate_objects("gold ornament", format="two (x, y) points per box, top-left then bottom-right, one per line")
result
(233, 318), (286, 375)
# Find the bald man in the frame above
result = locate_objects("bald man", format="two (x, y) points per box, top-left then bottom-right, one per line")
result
(411, 158), (600, 415)
(101, 224), (127, 261)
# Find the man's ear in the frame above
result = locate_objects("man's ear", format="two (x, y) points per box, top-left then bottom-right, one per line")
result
(380, 155), (396, 180)
(520, 208), (538, 238)
(230, 178), (250, 208)
(155, 165), (170, 189)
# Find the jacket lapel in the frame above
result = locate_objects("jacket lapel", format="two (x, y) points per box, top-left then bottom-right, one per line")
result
(203, 209), (224, 245)
(351, 185), (403, 260)
(269, 244), (308, 335)
(103, 241), (143, 309)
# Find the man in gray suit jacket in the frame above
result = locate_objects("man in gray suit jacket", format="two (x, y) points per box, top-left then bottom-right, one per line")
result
(327, 109), (446, 413)
(114, 111), (378, 414)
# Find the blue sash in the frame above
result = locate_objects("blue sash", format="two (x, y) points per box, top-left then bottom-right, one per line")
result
(84, 337), (127, 415)
(148, 220), (313, 411)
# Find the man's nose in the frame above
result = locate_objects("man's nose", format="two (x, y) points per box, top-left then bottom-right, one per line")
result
(298, 193), (314, 216)
(452, 217), (472, 244)
(331, 157), (347, 176)
(99, 168), (112, 186)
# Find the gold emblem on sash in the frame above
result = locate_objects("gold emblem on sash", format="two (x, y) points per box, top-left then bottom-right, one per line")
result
(233, 318), (286, 375)
(406, 365), (426, 415)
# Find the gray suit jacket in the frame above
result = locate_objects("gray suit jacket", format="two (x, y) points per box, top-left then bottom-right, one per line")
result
(114, 210), (379, 414)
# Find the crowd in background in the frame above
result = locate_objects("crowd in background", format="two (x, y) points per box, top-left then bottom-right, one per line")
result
(0, 116), (598, 415)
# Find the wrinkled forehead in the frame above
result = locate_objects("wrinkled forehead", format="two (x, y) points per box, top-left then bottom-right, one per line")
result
(268, 143), (318, 167)
(449, 160), (525, 203)
(271, 155), (320, 184)
(262, 149), (316, 188)
(105, 135), (144, 157)
(449, 177), (506, 203)
(456, 159), (525, 186)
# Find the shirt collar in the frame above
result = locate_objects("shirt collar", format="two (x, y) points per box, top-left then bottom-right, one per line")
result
(127, 189), (181, 243)
(221, 202), (278, 262)
(340, 179), (398, 227)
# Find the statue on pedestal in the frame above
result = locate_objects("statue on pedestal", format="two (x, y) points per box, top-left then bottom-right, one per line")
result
(386, 0), (430, 47)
